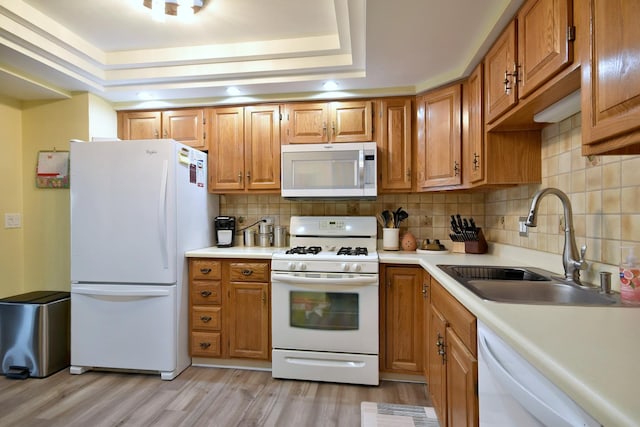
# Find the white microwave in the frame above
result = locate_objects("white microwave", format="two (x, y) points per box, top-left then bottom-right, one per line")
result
(281, 142), (377, 199)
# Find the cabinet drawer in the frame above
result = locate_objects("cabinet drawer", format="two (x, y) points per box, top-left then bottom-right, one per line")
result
(191, 306), (222, 331)
(191, 259), (222, 280)
(431, 278), (477, 355)
(191, 281), (222, 305)
(191, 331), (221, 357)
(229, 262), (269, 282)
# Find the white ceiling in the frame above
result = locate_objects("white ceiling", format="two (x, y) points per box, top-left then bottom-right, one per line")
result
(0, 0), (524, 108)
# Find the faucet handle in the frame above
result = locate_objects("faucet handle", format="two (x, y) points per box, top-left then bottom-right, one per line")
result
(578, 244), (588, 270)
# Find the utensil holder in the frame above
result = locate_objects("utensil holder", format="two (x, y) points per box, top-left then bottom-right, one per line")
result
(383, 228), (400, 250)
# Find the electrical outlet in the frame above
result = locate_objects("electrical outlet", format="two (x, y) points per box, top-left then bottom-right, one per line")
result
(518, 216), (528, 237)
(4, 213), (22, 229)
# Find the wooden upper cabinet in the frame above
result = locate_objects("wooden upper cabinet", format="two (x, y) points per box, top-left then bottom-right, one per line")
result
(208, 105), (281, 193)
(517, 0), (573, 98)
(162, 109), (206, 150)
(208, 107), (245, 191)
(244, 105), (281, 190)
(463, 64), (484, 186)
(485, 0), (574, 124)
(282, 100), (373, 144)
(283, 103), (329, 143)
(485, 20), (518, 124)
(581, 0), (640, 155)
(118, 109), (206, 149)
(331, 101), (374, 142)
(377, 98), (412, 192)
(416, 84), (462, 189)
(119, 111), (161, 140)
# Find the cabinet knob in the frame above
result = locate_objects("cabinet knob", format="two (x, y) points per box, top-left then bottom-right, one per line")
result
(246, 171), (251, 181)
(238, 172), (243, 183)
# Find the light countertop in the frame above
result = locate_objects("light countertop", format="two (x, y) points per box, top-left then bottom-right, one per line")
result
(186, 244), (639, 426)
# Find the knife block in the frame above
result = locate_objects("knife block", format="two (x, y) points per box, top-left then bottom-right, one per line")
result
(464, 228), (488, 254)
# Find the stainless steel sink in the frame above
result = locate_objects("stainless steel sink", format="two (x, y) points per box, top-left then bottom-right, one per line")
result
(438, 265), (620, 306)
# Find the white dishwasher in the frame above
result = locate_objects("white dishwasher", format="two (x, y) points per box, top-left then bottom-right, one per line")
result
(477, 321), (602, 426)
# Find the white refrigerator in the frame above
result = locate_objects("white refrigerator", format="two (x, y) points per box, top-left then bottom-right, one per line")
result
(69, 139), (218, 380)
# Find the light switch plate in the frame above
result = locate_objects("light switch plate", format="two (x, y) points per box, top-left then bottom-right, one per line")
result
(4, 213), (22, 229)
(518, 216), (528, 237)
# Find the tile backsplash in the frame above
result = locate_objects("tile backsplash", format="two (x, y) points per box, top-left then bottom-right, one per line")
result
(220, 113), (639, 267)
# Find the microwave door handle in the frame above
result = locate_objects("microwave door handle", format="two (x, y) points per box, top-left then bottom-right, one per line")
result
(358, 149), (364, 187)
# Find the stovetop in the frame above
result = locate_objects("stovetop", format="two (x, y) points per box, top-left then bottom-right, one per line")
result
(285, 246), (369, 256)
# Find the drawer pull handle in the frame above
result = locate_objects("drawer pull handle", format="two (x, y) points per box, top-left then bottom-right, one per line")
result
(200, 290), (212, 297)
(200, 316), (212, 323)
(199, 342), (211, 349)
(200, 268), (212, 274)
(242, 269), (253, 276)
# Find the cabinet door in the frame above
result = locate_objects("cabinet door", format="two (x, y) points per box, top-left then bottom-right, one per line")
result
(518, 0), (573, 98)
(446, 328), (478, 427)
(283, 103), (329, 143)
(330, 100), (373, 143)
(228, 282), (270, 359)
(244, 105), (281, 190)
(162, 109), (205, 150)
(119, 111), (161, 140)
(485, 20), (517, 123)
(208, 107), (245, 191)
(383, 266), (423, 373)
(463, 64), (485, 186)
(416, 84), (462, 189)
(429, 305), (448, 427)
(378, 98), (412, 192)
(582, 0), (640, 154)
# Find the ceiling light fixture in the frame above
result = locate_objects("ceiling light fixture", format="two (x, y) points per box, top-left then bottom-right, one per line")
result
(143, 0), (204, 21)
(226, 87), (242, 96)
(323, 81), (339, 91)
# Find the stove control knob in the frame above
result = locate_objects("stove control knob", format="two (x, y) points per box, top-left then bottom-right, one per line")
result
(298, 262), (307, 271)
(352, 263), (362, 272)
(287, 262), (296, 271)
(341, 263), (350, 272)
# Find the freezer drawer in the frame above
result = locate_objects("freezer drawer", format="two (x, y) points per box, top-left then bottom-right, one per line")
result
(0, 291), (70, 378)
(70, 284), (178, 377)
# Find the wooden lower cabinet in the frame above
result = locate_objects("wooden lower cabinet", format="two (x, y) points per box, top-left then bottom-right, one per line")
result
(380, 265), (425, 374)
(428, 277), (478, 427)
(189, 258), (270, 361)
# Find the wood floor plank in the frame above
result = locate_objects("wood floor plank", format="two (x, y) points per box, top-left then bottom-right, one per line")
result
(0, 367), (429, 426)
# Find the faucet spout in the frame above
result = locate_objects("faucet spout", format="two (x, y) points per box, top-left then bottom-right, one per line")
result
(525, 188), (587, 285)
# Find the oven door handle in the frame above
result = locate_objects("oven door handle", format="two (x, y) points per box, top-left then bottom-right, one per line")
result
(271, 273), (377, 286)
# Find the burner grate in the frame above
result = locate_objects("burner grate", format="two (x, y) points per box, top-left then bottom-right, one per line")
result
(337, 247), (368, 256)
(286, 246), (322, 255)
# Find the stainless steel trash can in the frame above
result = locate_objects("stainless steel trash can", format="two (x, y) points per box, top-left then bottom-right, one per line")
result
(0, 291), (70, 378)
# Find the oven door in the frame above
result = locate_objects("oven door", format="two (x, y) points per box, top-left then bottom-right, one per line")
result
(271, 271), (378, 354)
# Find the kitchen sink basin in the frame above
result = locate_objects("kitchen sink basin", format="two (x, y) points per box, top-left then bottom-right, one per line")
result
(438, 265), (620, 306)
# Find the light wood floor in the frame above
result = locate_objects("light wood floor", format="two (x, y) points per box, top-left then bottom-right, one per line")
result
(0, 367), (430, 426)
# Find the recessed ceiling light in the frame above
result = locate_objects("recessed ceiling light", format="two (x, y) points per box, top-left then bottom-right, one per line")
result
(137, 92), (155, 100)
(226, 87), (242, 96)
(323, 81), (339, 91)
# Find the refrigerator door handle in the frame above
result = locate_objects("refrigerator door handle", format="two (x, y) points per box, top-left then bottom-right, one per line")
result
(159, 160), (169, 270)
(72, 285), (171, 298)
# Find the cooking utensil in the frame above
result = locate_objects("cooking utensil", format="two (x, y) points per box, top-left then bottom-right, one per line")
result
(381, 210), (392, 228)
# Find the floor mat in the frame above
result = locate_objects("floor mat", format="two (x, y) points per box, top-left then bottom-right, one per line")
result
(361, 401), (440, 427)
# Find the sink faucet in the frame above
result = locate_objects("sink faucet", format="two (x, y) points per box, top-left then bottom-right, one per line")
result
(525, 188), (588, 285)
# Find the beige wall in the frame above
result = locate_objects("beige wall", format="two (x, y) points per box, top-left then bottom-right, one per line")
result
(484, 113), (640, 268)
(0, 96), (25, 297)
(0, 93), (117, 298)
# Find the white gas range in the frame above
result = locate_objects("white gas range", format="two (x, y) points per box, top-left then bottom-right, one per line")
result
(271, 216), (379, 386)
